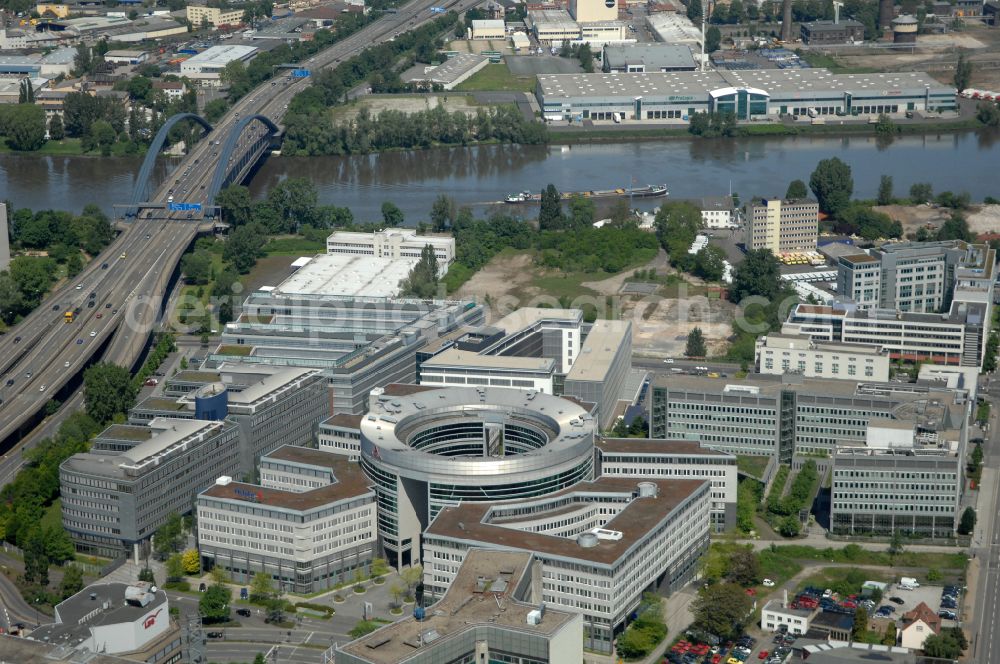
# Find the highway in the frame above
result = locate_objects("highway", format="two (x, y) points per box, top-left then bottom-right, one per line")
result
(972, 376), (1000, 664)
(0, 0), (476, 470)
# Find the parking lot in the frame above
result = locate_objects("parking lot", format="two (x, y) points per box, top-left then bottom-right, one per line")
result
(875, 582), (963, 626)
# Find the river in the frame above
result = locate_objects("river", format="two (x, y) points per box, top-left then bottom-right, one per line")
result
(2, 130), (998, 220)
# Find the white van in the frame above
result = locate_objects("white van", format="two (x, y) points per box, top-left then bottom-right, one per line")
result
(899, 577), (920, 590)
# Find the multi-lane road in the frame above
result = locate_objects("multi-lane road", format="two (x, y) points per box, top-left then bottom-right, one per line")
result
(0, 0), (476, 474)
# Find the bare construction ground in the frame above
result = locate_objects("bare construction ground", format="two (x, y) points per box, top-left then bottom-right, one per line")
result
(456, 249), (738, 357)
(873, 204), (952, 236)
(967, 205), (1000, 235)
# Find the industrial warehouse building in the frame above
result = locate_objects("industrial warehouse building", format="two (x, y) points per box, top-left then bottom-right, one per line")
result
(536, 69), (956, 122)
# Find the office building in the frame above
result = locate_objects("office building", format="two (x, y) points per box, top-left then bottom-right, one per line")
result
(596, 437), (738, 530)
(60, 419), (241, 558)
(327, 229), (454, 270)
(747, 198), (819, 254)
(536, 69), (956, 122)
(783, 300), (991, 368)
(185, 5), (245, 26)
(213, 291), (483, 415)
(422, 477), (711, 653)
(836, 241), (995, 313)
(360, 385), (596, 567)
(130, 365), (328, 476)
(197, 446), (376, 593)
(754, 334), (891, 382)
(336, 550), (583, 664)
(602, 44), (697, 72)
(318, 413), (363, 458)
(28, 582), (180, 663)
(180, 44), (258, 85)
(418, 308), (632, 429)
(650, 373), (969, 460)
(104, 49), (149, 65)
(830, 418), (965, 537)
(800, 19), (866, 44)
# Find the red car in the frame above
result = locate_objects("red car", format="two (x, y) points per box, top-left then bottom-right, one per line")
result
(758, 651), (769, 660)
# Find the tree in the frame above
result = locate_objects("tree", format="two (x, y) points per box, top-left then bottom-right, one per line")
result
(785, 179), (808, 200)
(154, 512), (184, 559)
(429, 194), (455, 232)
(778, 515), (801, 537)
(204, 98), (230, 123)
(181, 250), (212, 285)
(254, 655), (268, 664)
(3, 103), (47, 151)
(399, 244), (439, 299)
(654, 201), (701, 268)
(877, 175), (894, 206)
(349, 619), (381, 638)
(139, 567), (156, 584)
(250, 571), (276, 601)
(909, 182), (933, 204)
(691, 583), (753, 640)
(852, 606), (869, 641)
(83, 363), (138, 424)
(977, 101), (1000, 127)
(9, 256), (54, 308)
(567, 194), (595, 229)
(223, 223), (266, 273)
(685, 327), (707, 358)
(875, 113), (896, 137)
(400, 565), (423, 597)
(73, 43), (92, 77)
(694, 245), (726, 282)
(923, 627), (968, 658)
(958, 506), (977, 535)
(809, 157), (854, 217)
(687, 0), (703, 21)
(381, 201), (404, 226)
(705, 26), (722, 53)
(725, 548), (761, 587)
(539, 184), (563, 231)
(199, 584), (231, 623)
(18, 78), (34, 104)
(89, 119), (117, 156)
(182, 548), (201, 575)
(730, 248), (782, 303)
(166, 553), (185, 582)
(59, 565), (84, 599)
(210, 565), (231, 585)
(23, 527), (50, 587)
(44, 113), (65, 143)
(215, 185), (255, 226)
(954, 52), (972, 93)
(388, 581), (406, 606)
(937, 212), (973, 242)
(888, 530), (904, 557)
(44, 526), (76, 564)
(882, 623), (897, 646)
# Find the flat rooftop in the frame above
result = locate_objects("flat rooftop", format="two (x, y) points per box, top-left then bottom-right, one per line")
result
(1, 635), (137, 663)
(221, 365), (319, 405)
(421, 347), (555, 372)
(339, 550), (576, 664)
(528, 8), (579, 28)
(275, 253), (419, 298)
(183, 44), (258, 66)
(565, 319), (630, 382)
(491, 306), (582, 331)
(30, 583), (167, 649)
(406, 52), (488, 85)
(538, 69), (952, 100)
(597, 437), (735, 457)
(603, 43), (696, 69)
(425, 477), (707, 566)
(200, 445), (372, 511)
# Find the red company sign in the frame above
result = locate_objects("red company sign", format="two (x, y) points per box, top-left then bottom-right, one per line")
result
(143, 608), (162, 630)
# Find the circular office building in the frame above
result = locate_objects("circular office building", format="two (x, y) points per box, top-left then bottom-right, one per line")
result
(360, 386), (596, 567)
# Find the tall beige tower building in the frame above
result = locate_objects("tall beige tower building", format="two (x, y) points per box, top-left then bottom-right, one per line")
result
(747, 198), (819, 254)
(570, 0), (618, 23)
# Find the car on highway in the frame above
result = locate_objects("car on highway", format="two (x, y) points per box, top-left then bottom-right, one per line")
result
(76, 284), (83, 290)
(207, 631), (223, 639)
(106, 303), (112, 308)
(13, 336), (19, 343)
(5, 380), (13, 386)
(52, 304), (59, 310)
(96, 313), (102, 319)
(102, 263), (108, 269)
(39, 385), (45, 392)
(89, 331), (97, 337)
(76, 339), (83, 345)
(120, 252), (127, 259)
(25, 371), (31, 378)
(64, 361), (70, 368)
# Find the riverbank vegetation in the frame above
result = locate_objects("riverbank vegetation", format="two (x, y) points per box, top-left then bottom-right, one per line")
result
(0, 204), (115, 325)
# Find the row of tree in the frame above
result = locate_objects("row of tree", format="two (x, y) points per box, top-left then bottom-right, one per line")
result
(283, 13), (460, 155)
(319, 105), (546, 154)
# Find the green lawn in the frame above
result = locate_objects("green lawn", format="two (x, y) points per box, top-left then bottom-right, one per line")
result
(736, 455), (770, 479)
(41, 499), (62, 531)
(0, 138), (143, 156)
(453, 64), (537, 93)
(771, 544), (968, 571)
(263, 237), (326, 255)
(795, 50), (878, 74)
(217, 345), (253, 356)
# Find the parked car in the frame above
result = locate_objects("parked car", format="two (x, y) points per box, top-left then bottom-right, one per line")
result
(939, 610), (957, 620)
(889, 596), (905, 605)
(199, 583), (207, 592)
(236, 608), (252, 617)
(763, 579), (775, 587)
